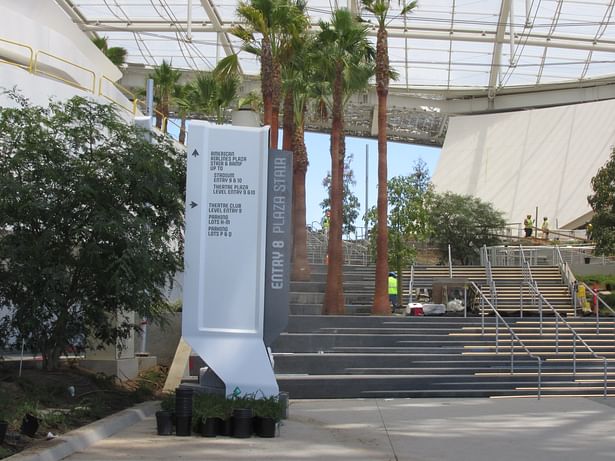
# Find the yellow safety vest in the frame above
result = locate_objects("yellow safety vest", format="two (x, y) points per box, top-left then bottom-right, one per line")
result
(388, 276), (397, 295)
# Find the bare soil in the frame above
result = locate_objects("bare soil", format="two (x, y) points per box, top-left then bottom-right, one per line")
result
(0, 362), (166, 459)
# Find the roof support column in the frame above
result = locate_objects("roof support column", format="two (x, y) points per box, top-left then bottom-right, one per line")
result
(198, 0), (236, 60)
(488, 0), (512, 107)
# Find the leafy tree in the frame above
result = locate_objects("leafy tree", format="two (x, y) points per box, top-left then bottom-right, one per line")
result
(321, 154), (360, 235)
(367, 159), (432, 304)
(92, 36), (128, 67)
(361, 0), (417, 315)
(588, 148), (615, 255)
(427, 192), (506, 265)
(0, 93), (185, 370)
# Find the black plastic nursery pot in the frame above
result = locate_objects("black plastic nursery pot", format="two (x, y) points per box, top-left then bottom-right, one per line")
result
(175, 388), (193, 436)
(201, 417), (219, 437)
(254, 416), (277, 438)
(20, 414), (39, 438)
(175, 415), (192, 436)
(155, 411), (173, 436)
(231, 408), (253, 438)
(218, 417), (232, 436)
(0, 420), (7, 444)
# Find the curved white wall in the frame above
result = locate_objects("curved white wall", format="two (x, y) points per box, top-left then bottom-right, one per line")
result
(433, 99), (615, 229)
(0, 2), (121, 82)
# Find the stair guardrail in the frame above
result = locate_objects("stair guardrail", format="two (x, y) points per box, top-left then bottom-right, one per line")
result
(581, 282), (615, 336)
(483, 245), (497, 310)
(409, 265), (415, 303)
(525, 281), (609, 398)
(484, 245), (615, 267)
(555, 245), (579, 316)
(472, 281), (542, 399)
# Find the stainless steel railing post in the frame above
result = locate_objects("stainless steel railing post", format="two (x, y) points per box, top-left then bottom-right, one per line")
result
(496, 315), (499, 354)
(573, 336), (577, 378)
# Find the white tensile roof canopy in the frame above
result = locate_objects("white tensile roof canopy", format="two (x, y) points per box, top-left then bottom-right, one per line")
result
(52, 0), (615, 227)
(55, 0), (615, 92)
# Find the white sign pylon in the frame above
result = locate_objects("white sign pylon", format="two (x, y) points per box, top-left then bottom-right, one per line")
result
(183, 121), (278, 397)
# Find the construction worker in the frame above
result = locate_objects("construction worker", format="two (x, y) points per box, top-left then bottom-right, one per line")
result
(321, 210), (330, 236)
(578, 283), (591, 315)
(523, 214), (534, 237)
(541, 217), (550, 240)
(586, 222), (593, 241)
(388, 272), (398, 312)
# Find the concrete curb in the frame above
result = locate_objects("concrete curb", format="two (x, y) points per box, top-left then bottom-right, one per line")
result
(7, 400), (159, 461)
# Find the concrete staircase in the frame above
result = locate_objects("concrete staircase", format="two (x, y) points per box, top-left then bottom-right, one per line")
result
(290, 265), (377, 315)
(273, 315), (615, 398)
(409, 265), (574, 316)
(306, 230), (370, 266)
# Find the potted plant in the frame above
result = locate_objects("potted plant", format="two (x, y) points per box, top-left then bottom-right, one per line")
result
(0, 398), (9, 444)
(192, 393), (232, 437)
(0, 417), (7, 445)
(252, 396), (283, 438)
(20, 413), (39, 438)
(200, 401), (227, 437)
(155, 392), (174, 436)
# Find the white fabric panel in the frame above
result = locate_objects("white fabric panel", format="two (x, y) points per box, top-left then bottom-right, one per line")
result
(433, 99), (615, 228)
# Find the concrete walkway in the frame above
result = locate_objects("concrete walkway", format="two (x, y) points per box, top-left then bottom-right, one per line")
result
(63, 397), (615, 461)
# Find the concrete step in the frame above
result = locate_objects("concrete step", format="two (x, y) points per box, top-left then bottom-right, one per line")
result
(289, 304), (372, 315)
(276, 374), (594, 399)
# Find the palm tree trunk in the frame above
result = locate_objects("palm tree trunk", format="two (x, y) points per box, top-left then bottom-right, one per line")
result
(270, 60), (281, 149)
(162, 91), (170, 134)
(179, 115), (187, 144)
(373, 26), (390, 315)
(291, 116), (310, 281)
(155, 102), (163, 129)
(261, 38), (273, 133)
(323, 67), (345, 315)
(282, 91), (294, 151)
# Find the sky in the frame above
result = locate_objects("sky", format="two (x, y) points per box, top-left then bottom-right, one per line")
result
(170, 121), (441, 230)
(301, 131), (440, 230)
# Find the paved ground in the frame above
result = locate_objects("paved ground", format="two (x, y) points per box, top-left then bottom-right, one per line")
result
(64, 397), (615, 461)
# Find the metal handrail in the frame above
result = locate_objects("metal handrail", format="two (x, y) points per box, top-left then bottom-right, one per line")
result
(471, 281), (542, 399)
(0, 37), (34, 72)
(525, 280), (609, 398)
(483, 245), (497, 310)
(581, 282), (615, 337)
(34, 50), (96, 93)
(99, 76), (138, 115)
(555, 245), (580, 317)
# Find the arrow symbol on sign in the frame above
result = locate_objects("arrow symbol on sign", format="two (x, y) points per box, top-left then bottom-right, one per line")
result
(191, 149), (199, 157)
(190, 201), (198, 209)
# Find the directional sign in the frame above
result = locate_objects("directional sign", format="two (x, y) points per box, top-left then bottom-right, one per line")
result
(183, 121), (277, 397)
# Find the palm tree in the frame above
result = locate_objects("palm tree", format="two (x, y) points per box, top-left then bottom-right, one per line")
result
(316, 9), (374, 314)
(150, 61), (182, 132)
(232, 0), (307, 148)
(174, 83), (194, 144)
(362, 0), (417, 314)
(92, 36), (127, 67)
(191, 71), (240, 124)
(282, 32), (318, 282)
